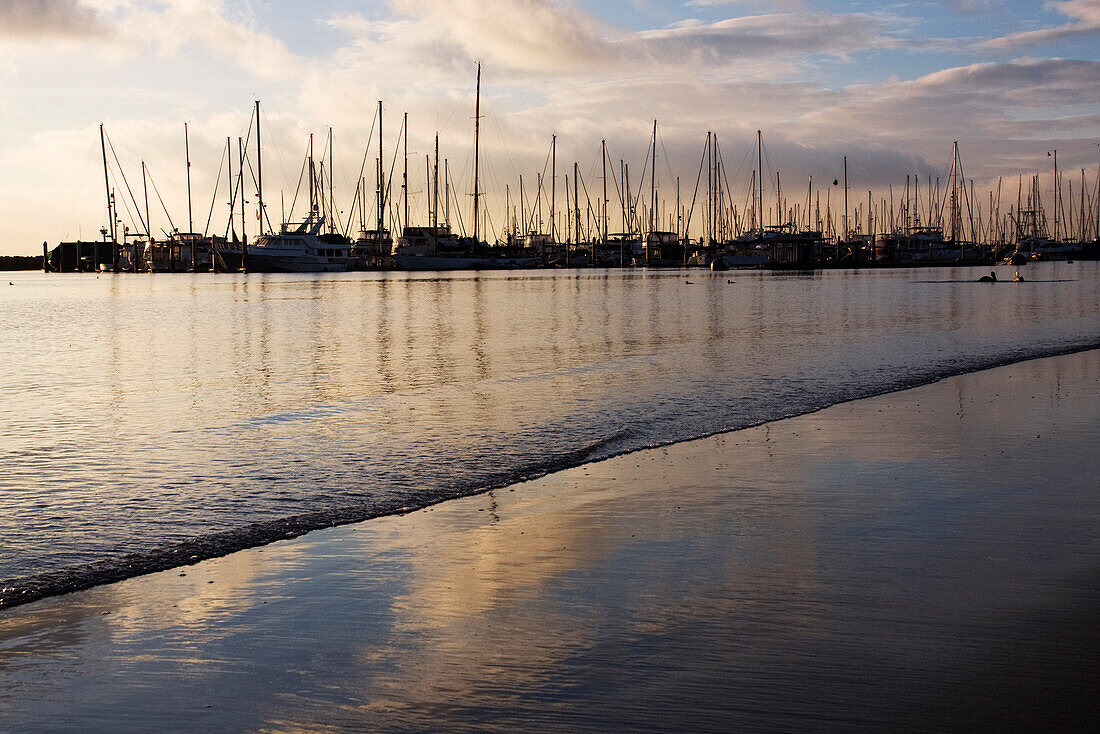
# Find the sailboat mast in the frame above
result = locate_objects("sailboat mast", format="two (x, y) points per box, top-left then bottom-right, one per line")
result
(550, 135), (556, 242)
(1053, 149), (1059, 242)
(706, 132), (713, 241)
(602, 140), (608, 247)
(950, 142), (958, 244)
(377, 101), (384, 234)
(574, 160), (581, 247)
(308, 133), (315, 216)
(757, 130), (764, 235)
(472, 62), (482, 242)
(650, 119), (657, 234)
(184, 122), (193, 235)
(328, 126), (335, 233)
(238, 137), (246, 243)
(99, 123), (115, 244)
(843, 155), (849, 242)
(142, 160), (150, 239)
(433, 133), (439, 228)
(255, 101), (263, 235)
(402, 113), (408, 233)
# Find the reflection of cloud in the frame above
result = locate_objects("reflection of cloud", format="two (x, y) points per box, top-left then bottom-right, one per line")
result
(0, 0), (109, 38)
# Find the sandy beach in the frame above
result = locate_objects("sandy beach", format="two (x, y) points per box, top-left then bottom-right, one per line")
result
(2, 350), (1099, 732)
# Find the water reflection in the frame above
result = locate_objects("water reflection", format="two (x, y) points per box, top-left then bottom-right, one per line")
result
(0, 264), (1099, 595)
(2, 353), (1097, 731)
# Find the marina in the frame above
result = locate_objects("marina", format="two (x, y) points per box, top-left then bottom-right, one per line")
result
(4, 1), (1100, 730)
(37, 69), (1100, 276)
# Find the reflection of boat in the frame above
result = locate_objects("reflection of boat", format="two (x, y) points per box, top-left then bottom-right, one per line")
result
(222, 214), (351, 272)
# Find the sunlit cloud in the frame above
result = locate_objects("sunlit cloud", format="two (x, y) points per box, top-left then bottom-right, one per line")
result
(0, 0), (111, 39)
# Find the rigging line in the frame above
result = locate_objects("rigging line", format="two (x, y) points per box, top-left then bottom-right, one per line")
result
(717, 144), (738, 225)
(287, 138), (310, 224)
(484, 97), (520, 183)
(108, 165), (139, 236)
(448, 164), (467, 237)
(243, 153), (277, 234)
(143, 163), (177, 233)
(656, 126), (677, 188)
(760, 137), (778, 198)
(103, 129), (147, 235)
(342, 113), (378, 238)
(203, 140), (228, 238)
(631, 144), (650, 218)
(683, 135), (709, 239)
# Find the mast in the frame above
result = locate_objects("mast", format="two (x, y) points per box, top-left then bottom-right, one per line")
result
(308, 133), (315, 216)
(776, 171), (781, 227)
(574, 160), (581, 251)
(550, 134), (556, 242)
(445, 158), (451, 228)
(255, 101), (263, 235)
(706, 132), (713, 241)
(328, 126), (335, 233)
(403, 112), (408, 233)
(757, 130), (764, 235)
(472, 62), (482, 242)
(843, 155), (849, 242)
(238, 137), (246, 244)
(950, 141), (958, 244)
(99, 124), (116, 247)
(433, 133), (440, 228)
(1053, 148), (1059, 242)
(601, 140), (608, 248)
(142, 160), (151, 240)
(377, 101), (384, 234)
(650, 119), (657, 234)
(226, 135), (233, 239)
(184, 122), (193, 235)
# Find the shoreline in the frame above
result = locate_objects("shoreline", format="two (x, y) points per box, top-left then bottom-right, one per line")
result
(4, 340), (1100, 612)
(2, 349), (1099, 730)
(6, 338), (1100, 616)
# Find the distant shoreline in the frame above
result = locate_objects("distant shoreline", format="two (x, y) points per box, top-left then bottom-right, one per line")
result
(0, 256), (42, 271)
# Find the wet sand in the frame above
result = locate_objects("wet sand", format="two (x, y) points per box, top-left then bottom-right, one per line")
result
(2, 351), (1099, 732)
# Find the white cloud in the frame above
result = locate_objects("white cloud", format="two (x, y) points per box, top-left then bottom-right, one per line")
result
(981, 0), (1100, 48)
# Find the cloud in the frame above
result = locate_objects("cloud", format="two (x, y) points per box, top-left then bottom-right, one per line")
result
(629, 12), (895, 63)
(980, 0), (1100, 48)
(0, 0), (110, 39)
(938, 0), (1001, 13)
(113, 0), (297, 78)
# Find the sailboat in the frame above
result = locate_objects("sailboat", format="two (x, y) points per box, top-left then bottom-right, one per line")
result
(393, 64), (539, 271)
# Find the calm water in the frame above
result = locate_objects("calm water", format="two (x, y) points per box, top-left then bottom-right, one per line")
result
(2, 262), (1099, 605)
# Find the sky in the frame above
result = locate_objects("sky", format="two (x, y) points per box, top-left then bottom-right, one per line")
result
(1, 0), (1099, 252)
